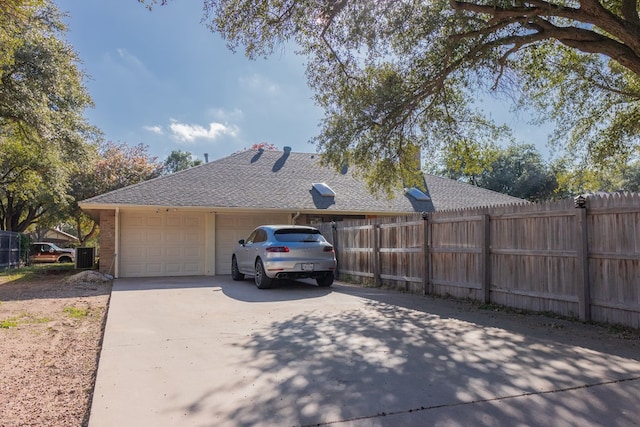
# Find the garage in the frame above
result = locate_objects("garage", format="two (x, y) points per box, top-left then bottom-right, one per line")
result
(119, 211), (206, 277)
(214, 212), (289, 274)
(80, 149), (453, 279)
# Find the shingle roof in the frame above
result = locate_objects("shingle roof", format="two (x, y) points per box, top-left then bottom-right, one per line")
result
(79, 149), (523, 213)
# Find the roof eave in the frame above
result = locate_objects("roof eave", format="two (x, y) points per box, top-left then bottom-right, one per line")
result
(78, 202), (418, 217)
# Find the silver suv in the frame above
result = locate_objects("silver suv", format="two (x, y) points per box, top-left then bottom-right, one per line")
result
(231, 225), (337, 289)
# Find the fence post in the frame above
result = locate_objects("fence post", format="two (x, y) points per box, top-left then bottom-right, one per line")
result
(480, 214), (491, 304)
(575, 203), (591, 321)
(422, 212), (430, 295)
(373, 224), (380, 287)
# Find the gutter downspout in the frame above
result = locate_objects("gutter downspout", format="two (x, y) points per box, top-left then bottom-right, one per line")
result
(292, 211), (301, 225)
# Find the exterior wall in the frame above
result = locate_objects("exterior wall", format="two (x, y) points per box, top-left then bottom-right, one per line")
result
(98, 210), (116, 275)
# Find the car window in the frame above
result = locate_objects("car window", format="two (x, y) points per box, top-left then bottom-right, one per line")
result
(245, 230), (258, 245)
(254, 229), (267, 243)
(274, 229), (324, 243)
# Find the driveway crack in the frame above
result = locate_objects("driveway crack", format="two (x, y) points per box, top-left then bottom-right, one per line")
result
(300, 376), (640, 427)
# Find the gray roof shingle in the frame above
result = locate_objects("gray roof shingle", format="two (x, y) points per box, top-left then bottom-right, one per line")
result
(80, 149), (524, 213)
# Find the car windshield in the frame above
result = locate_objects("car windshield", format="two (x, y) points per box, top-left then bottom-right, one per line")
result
(274, 228), (324, 243)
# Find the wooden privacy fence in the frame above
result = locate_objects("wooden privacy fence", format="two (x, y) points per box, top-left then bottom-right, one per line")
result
(317, 193), (640, 329)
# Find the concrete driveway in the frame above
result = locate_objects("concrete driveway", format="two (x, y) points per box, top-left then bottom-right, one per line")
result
(89, 276), (640, 427)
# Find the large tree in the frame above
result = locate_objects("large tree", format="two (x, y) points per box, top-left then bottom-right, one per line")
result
(0, 1), (96, 232)
(144, 0), (640, 194)
(163, 150), (203, 175)
(477, 144), (558, 201)
(0, 131), (69, 231)
(68, 141), (163, 245)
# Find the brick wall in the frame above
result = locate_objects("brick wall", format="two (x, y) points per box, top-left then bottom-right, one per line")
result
(99, 210), (116, 275)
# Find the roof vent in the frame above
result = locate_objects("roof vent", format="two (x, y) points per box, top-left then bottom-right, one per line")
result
(405, 187), (431, 201)
(312, 182), (336, 197)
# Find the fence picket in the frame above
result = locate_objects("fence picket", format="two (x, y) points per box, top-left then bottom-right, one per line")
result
(322, 195), (640, 328)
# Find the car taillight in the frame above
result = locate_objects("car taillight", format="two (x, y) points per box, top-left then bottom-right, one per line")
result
(324, 246), (334, 252)
(266, 246), (290, 253)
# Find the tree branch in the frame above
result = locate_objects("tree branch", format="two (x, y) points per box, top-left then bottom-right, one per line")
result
(451, 0), (640, 64)
(621, 0), (640, 25)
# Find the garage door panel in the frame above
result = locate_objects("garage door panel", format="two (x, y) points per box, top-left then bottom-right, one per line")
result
(147, 216), (163, 226)
(166, 231), (182, 242)
(166, 247), (181, 257)
(146, 264), (163, 274)
(166, 215), (181, 226)
(147, 231), (163, 242)
(120, 211), (205, 278)
(184, 263), (201, 274)
(147, 247), (162, 257)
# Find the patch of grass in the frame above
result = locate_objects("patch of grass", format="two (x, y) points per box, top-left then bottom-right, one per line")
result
(0, 264), (76, 283)
(603, 323), (640, 339)
(1, 318), (19, 328)
(0, 312), (51, 328)
(63, 306), (88, 319)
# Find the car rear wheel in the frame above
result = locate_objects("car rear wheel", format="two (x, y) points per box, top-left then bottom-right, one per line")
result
(254, 259), (273, 289)
(316, 273), (334, 287)
(231, 256), (244, 281)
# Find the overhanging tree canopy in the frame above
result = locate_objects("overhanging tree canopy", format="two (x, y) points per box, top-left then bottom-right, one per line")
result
(0, 2), (97, 231)
(144, 0), (640, 193)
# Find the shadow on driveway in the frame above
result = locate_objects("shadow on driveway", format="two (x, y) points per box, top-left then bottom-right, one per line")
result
(94, 276), (640, 427)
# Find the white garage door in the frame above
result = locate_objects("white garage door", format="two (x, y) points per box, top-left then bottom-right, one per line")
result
(120, 211), (206, 277)
(215, 213), (289, 274)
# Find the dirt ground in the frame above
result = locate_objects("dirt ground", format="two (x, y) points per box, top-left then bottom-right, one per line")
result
(0, 268), (112, 427)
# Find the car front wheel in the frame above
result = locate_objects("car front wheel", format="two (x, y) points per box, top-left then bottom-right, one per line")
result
(316, 273), (334, 287)
(231, 256), (244, 281)
(254, 259), (273, 289)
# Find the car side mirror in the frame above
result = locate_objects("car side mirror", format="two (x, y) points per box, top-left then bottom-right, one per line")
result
(49, 248), (54, 253)
(238, 239), (245, 245)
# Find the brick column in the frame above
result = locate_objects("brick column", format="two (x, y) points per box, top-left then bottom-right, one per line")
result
(99, 210), (116, 275)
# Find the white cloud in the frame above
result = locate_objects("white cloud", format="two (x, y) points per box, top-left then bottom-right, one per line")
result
(169, 119), (238, 143)
(238, 73), (280, 95)
(143, 125), (164, 135)
(208, 107), (244, 122)
(116, 48), (146, 72)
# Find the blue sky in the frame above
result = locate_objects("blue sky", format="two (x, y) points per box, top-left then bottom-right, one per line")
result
(55, 0), (550, 164)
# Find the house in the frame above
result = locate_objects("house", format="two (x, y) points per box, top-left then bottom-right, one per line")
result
(79, 148), (523, 278)
(30, 228), (80, 247)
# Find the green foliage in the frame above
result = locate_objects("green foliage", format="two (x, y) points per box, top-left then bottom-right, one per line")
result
(620, 160), (640, 192)
(517, 43), (640, 168)
(68, 141), (163, 245)
(0, 312), (51, 328)
(434, 142), (558, 201)
(0, 1), (97, 232)
(477, 144), (559, 201)
(0, 263), (74, 281)
(0, 1), (45, 70)
(0, 318), (18, 329)
(63, 306), (88, 319)
(190, 0), (640, 192)
(435, 139), (500, 186)
(163, 150), (203, 174)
